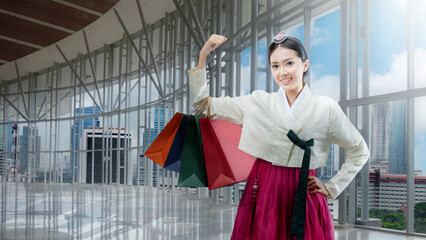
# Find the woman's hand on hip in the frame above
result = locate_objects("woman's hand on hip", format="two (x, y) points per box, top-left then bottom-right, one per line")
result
(307, 176), (331, 198)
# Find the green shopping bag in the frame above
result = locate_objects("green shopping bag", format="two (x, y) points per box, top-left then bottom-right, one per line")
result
(177, 115), (208, 187)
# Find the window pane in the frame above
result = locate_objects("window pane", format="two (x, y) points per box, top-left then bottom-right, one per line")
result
(414, 97), (426, 234)
(369, 0), (407, 96)
(366, 100), (408, 231)
(310, 9), (340, 101)
(414, 0), (426, 89)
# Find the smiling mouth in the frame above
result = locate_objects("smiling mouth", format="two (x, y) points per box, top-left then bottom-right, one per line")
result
(280, 78), (291, 83)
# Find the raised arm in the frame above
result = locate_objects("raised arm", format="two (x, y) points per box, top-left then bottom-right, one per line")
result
(196, 34), (227, 70)
(189, 34), (253, 125)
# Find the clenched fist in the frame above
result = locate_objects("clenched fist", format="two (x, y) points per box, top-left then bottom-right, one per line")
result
(200, 34), (227, 55)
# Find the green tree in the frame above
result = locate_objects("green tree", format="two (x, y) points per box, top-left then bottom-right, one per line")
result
(415, 202), (426, 220)
(382, 212), (406, 230)
(415, 202), (426, 233)
(382, 221), (403, 231)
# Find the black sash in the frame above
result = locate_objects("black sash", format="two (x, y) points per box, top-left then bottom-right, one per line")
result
(287, 129), (314, 240)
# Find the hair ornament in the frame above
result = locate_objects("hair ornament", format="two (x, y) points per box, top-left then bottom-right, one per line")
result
(273, 31), (288, 44)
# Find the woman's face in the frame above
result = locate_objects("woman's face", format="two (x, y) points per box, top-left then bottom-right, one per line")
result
(270, 46), (309, 93)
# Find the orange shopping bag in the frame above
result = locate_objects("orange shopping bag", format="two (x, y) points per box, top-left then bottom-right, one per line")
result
(199, 118), (255, 190)
(144, 112), (183, 167)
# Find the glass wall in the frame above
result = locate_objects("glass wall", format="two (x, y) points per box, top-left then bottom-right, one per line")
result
(0, 0), (425, 235)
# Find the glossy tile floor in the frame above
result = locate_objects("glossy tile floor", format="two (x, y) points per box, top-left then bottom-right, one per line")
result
(0, 182), (425, 240)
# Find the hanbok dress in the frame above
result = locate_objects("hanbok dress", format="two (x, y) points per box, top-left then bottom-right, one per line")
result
(188, 67), (370, 240)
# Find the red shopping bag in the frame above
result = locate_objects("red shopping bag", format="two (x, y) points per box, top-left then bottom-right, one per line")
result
(199, 118), (255, 190)
(144, 112), (183, 167)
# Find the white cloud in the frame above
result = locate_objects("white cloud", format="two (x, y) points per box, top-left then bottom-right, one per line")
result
(414, 48), (426, 88)
(370, 51), (407, 96)
(415, 97), (426, 134)
(369, 48), (426, 95)
(310, 74), (340, 101)
(310, 20), (331, 47)
(240, 65), (252, 95)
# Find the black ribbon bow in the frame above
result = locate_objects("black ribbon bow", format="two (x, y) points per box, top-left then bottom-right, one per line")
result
(287, 129), (314, 240)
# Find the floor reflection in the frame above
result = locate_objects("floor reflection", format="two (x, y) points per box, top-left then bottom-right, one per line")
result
(0, 182), (236, 240)
(1, 182), (424, 240)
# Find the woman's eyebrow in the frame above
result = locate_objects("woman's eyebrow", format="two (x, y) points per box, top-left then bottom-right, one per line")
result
(270, 57), (293, 64)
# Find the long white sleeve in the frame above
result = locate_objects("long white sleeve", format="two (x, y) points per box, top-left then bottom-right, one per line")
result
(188, 67), (254, 125)
(324, 101), (370, 200)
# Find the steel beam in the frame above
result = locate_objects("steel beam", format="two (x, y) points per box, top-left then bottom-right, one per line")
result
(218, 0), (297, 52)
(135, 0), (162, 88)
(216, 0), (223, 97)
(14, 62), (29, 117)
(250, 0), (258, 93)
(113, 8), (164, 98)
(172, 0), (203, 50)
(338, 0), (349, 225)
(406, 0), (415, 233)
(0, 92), (29, 121)
(82, 30), (103, 108)
(360, 0), (370, 222)
(187, 0), (206, 43)
(303, 0), (311, 87)
(36, 96), (46, 119)
(55, 44), (104, 113)
(348, 0), (359, 225)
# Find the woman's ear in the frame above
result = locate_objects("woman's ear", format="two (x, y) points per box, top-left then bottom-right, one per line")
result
(303, 60), (310, 72)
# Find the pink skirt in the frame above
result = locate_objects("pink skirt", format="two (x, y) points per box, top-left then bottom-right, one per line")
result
(231, 159), (335, 240)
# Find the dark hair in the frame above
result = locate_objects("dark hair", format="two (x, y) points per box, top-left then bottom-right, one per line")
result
(267, 36), (309, 77)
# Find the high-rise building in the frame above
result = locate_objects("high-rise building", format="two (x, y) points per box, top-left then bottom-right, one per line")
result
(370, 103), (391, 173)
(357, 170), (426, 211)
(141, 106), (165, 187)
(6, 124), (15, 159)
(7, 124), (20, 178)
(369, 101), (407, 175)
(389, 101), (407, 174)
(70, 107), (101, 173)
(79, 128), (132, 185)
(318, 143), (336, 183)
(20, 126), (41, 173)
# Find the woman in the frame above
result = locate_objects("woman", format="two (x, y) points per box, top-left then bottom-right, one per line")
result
(188, 32), (369, 240)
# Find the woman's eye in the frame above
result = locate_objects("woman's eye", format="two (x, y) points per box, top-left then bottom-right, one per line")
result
(286, 62), (293, 66)
(272, 65), (278, 69)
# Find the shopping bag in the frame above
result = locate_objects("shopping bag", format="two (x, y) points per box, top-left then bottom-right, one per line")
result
(178, 115), (208, 187)
(163, 115), (189, 172)
(144, 112), (183, 167)
(199, 118), (255, 190)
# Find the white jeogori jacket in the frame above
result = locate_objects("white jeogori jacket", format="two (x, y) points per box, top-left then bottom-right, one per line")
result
(188, 67), (370, 200)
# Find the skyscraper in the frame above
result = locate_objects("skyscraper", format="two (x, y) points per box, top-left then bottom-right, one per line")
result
(370, 103), (391, 173)
(79, 128), (132, 184)
(70, 106), (101, 173)
(318, 143), (336, 183)
(369, 101), (407, 175)
(6, 124), (15, 159)
(389, 101), (407, 174)
(20, 126), (41, 173)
